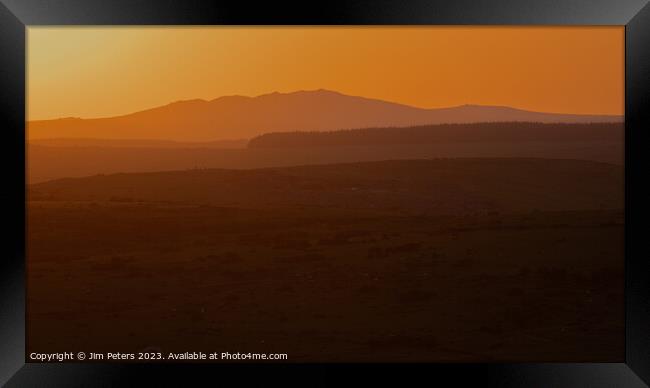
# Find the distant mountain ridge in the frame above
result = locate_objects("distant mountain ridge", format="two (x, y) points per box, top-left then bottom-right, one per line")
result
(28, 89), (623, 141)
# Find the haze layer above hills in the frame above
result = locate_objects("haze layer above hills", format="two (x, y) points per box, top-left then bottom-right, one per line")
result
(28, 122), (624, 183)
(29, 90), (623, 141)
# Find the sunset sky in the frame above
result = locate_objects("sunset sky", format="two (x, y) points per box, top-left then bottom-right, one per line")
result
(27, 26), (624, 121)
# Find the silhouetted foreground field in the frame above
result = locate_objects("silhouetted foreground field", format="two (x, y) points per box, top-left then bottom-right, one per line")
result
(27, 159), (624, 361)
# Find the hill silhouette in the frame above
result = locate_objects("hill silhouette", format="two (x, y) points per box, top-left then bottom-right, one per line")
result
(30, 158), (622, 215)
(248, 122), (623, 148)
(27, 141), (624, 184)
(28, 90), (623, 141)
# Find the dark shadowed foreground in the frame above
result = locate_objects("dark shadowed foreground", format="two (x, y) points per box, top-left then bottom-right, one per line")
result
(27, 158), (624, 362)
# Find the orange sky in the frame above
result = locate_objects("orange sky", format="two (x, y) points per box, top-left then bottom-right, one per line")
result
(27, 26), (624, 120)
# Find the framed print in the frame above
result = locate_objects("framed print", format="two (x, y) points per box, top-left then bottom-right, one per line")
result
(1, 0), (649, 386)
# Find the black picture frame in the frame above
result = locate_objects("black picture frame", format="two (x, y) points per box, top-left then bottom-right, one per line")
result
(1, 1), (649, 386)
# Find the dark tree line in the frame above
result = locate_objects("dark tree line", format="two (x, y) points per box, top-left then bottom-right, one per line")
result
(247, 121), (623, 148)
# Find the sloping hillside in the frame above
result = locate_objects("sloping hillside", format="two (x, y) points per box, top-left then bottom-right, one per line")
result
(30, 158), (623, 215)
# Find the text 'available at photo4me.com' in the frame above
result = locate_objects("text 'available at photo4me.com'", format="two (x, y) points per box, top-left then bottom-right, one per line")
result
(29, 351), (289, 362)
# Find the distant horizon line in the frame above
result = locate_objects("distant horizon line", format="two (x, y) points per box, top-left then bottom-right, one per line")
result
(28, 121), (624, 145)
(28, 88), (625, 122)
